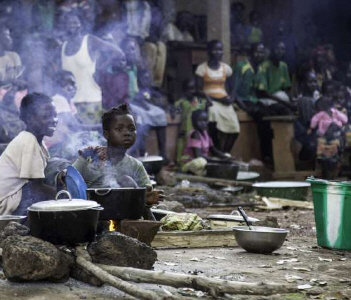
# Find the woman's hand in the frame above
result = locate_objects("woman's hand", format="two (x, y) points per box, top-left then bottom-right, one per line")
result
(145, 185), (165, 206)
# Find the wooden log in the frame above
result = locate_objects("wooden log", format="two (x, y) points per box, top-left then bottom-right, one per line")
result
(75, 247), (192, 300)
(97, 264), (299, 297)
(174, 173), (253, 187)
(76, 257), (164, 300)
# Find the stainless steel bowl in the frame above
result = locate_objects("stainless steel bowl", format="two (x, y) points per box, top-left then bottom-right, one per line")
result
(232, 226), (289, 254)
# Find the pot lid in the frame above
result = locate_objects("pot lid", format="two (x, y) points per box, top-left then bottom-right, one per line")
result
(252, 181), (310, 188)
(28, 190), (100, 212)
(208, 214), (259, 222)
(137, 155), (163, 162)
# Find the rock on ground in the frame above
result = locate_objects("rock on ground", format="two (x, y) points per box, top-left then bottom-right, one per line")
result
(2, 235), (74, 282)
(88, 231), (157, 270)
(0, 221), (30, 247)
(156, 200), (185, 212)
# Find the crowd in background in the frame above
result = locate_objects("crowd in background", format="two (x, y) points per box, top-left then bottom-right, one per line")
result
(0, 0), (350, 179)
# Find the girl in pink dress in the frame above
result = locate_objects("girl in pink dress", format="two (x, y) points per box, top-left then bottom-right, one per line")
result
(181, 110), (229, 176)
(308, 97), (348, 179)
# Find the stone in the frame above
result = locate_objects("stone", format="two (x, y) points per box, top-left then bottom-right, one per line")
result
(156, 200), (185, 212)
(0, 222), (30, 247)
(88, 232), (157, 270)
(256, 216), (280, 228)
(2, 235), (74, 282)
(156, 170), (176, 186)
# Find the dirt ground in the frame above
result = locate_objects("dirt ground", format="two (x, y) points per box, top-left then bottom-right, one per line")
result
(0, 206), (351, 299)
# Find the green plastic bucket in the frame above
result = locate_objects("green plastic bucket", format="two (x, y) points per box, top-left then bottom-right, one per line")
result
(307, 177), (351, 250)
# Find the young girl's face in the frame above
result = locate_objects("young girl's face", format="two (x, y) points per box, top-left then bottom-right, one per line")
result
(184, 80), (196, 100)
(194, 112), (208, 133)
(104, 114), (136, 149)
(305, 72), (318, 94)
(208, 42), (223, 61)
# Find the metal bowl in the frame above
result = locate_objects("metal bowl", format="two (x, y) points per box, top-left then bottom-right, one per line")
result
(232, 226), (289, 254)
(252, 181), (311, 201)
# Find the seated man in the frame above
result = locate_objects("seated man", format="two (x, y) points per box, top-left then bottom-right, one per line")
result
(232, 43), (265, 115)
(256, 41), (293, 116)
(0, 93), (57, 216)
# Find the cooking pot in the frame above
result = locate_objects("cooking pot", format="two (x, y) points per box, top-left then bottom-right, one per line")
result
(206, 162), (239, 180)
(28, 190), (103, 245)
(86, 187), (146, 220)
(137, 156), (163, 174)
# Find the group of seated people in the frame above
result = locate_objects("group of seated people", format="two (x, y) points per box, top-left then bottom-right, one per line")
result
(1, 0), (351, 218)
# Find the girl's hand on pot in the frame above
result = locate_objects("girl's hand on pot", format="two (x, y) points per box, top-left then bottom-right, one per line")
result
(146, 185), (165, 205)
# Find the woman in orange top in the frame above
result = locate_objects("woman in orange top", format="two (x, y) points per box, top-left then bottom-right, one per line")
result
(195, 40), (240, 154)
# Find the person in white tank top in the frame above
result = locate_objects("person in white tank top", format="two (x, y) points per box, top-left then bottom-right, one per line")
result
(61, 13), (123, 124)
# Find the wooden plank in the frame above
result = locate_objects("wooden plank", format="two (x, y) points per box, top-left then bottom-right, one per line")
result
(151, 229), (237, 249)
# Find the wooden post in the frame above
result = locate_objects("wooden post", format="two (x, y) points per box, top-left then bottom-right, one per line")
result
(207, 0), (231, 64)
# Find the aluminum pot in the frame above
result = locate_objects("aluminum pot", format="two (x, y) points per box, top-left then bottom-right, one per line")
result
(86, 187), (146, 220)
(137, 156), (163, 174)
(206, 162), (239, 180)
(28, 190), (103, 245)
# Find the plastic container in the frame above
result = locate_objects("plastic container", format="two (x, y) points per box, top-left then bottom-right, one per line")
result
(307, 177), (351, 250)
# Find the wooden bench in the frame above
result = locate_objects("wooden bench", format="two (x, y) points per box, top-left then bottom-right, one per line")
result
(263, 116), (318, 180)
(145, 111), (261, 163)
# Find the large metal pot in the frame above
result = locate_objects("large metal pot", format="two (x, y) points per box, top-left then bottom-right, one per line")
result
(206, 162), (239, 180)
(86, 187), (146, 220)
(28, 190), (103, 245)
(137, 156), (163, 174)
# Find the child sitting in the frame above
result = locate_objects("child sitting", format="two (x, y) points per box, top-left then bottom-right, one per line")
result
(0, 93), (58, 215)
(181, 109), (229, 176)
(173, 78), (211, 164)
(128, 69), (169, 162)
(308, 97), (348, 179)
(65, 104), (163, 208)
